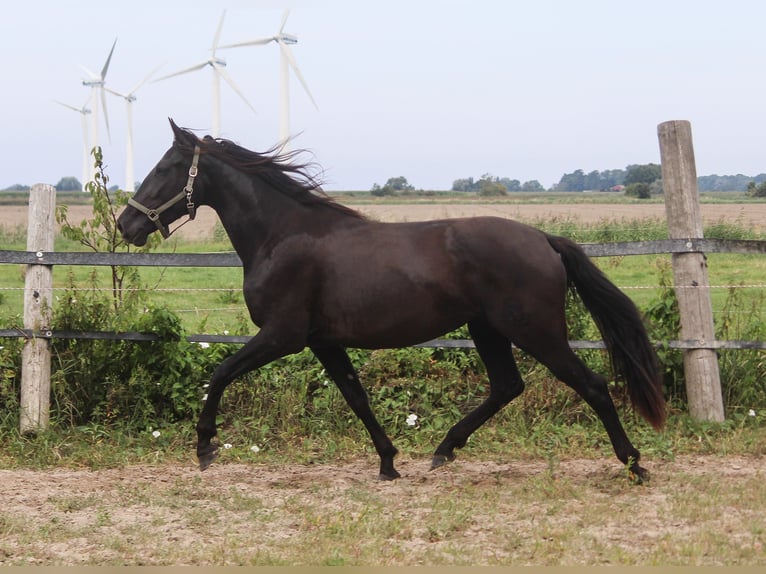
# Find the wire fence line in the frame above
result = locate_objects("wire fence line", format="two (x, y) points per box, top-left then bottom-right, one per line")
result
(6, 284), (766, 293)
(2, 238), (766, 267)
(2, 237), (766, 350)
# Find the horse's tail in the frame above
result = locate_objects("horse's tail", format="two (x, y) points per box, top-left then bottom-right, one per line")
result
(546, 234), (666, 430)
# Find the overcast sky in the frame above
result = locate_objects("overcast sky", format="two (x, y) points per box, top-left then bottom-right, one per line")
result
(3, 0), (765, 191)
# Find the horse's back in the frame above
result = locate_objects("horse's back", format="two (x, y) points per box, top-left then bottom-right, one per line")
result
(303, 216), (567, 348)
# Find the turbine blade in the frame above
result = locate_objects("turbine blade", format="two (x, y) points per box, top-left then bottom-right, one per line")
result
(218, 36), (275, 49)
(279, 9), (291, 33)
(79, 64), (99, 80)
(55, 100), (80, 112)
(129, 63), (163, 94)
(100, 88), (112, 143)
(281, 43), (318, 109)
(212, 10), (226, 54)
(104, 86), (127, 99)
(101, 38), (117, 79)
(214, 64), (256, 114)
(153, 61), (208, 82)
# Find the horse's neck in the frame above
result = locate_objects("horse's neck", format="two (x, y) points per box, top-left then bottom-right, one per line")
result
(206, 172), (309, 263)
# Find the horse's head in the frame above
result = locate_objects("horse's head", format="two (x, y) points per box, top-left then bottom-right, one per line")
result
(118, 119), (204, 246)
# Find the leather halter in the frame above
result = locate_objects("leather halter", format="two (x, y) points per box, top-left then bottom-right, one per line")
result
(127, 145), (200, 239)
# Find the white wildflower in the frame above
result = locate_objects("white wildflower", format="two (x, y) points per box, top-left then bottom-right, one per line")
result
(223, 443), (233, 449)
(198, 342), (210, 349)
(749, 409), (756, 417)
(406, 413), (418, 427)
(250, 445), (261, 453)
(223, 330), (229, 335)
(202, 394), (208, 402)
(151, 430), (161, 438)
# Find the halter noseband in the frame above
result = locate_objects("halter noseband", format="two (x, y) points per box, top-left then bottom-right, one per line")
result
(128, 145), (200, 239)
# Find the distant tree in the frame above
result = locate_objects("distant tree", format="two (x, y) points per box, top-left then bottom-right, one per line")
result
(452, 177), (475, 192)
(55, 176), (82, 191)
(698, 173), (766, 192)
(371, 176), (414, 196)
(1, 183), (30, 192)
(370, 183), (393, 197)
(624, 163), (662, 186)
(747, 181), (766, 197)
(384, 176), (414, 192)
(452, 174), (539, 193)
(625, 182), (652, 199)
(555, 169), (586, 192)
(499, 177), (521, 192)
(478, 180), (507, 196)
(600, 169), (627, 190)
(521, 180), (545, 192)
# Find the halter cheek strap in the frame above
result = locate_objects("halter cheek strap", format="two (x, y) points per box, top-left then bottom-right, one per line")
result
(128, 145), (200, 239)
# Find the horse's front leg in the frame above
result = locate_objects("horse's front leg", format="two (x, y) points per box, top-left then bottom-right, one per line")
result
(311, 345), (400, 480)
(197, 330), (302, 470)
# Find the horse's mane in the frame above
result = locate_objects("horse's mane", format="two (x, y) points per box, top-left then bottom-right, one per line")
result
(170, 120), (365, 220)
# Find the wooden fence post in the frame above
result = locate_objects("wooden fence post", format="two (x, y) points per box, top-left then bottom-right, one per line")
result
(19, 183), (56, 434)
(657, 120), (725, 422)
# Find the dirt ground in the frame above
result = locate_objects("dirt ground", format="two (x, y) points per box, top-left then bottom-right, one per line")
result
(2, 202), (766, 241)
(2, 453), (764, 565)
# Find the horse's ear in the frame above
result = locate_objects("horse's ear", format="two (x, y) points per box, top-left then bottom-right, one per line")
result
(169, 118), (184, 141)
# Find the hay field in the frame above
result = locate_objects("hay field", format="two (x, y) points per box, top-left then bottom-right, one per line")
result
(1, 201), (765, 240)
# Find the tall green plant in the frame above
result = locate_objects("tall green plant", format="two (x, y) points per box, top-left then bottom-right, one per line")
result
(48, 149), (218, 429)
(643, 260), (685, 402)
(55, 147), (160, 312)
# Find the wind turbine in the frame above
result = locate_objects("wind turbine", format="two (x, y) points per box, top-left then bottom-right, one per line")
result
(219, 9), (318, 151)
(55, 99), (92, 191)
(106, 66), (161, 192)
(80, 38), (117, 155)
(153, 10), (256, 138)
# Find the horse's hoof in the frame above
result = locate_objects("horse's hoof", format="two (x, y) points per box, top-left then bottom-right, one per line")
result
(378, 469), (401, 481)
(629, 466), (649, 485)
(198, 448), (219, 471)
(430, 453), (455, 470)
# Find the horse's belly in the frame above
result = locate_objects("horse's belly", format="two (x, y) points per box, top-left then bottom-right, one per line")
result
(314, 289), (474, 349)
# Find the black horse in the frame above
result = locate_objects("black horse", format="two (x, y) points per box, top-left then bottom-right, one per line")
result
(118, 120), (665, 482)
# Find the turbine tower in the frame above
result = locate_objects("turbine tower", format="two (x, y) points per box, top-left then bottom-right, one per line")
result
(106, 66), (161, 192)
(80, 38), (117, 156)
(219, 9), (318, 151)
(154, 10), (256, 137)
(55, 99), (92, 191)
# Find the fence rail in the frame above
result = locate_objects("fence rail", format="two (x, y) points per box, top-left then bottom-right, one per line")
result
(2, 328), (766, 351)
(2, 237), (766, 268)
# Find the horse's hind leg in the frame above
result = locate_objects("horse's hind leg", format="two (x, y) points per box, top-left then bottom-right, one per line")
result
(311, 345), (400, 480)
(516, 333), (647, 481)
(432, 318), (524, 469)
